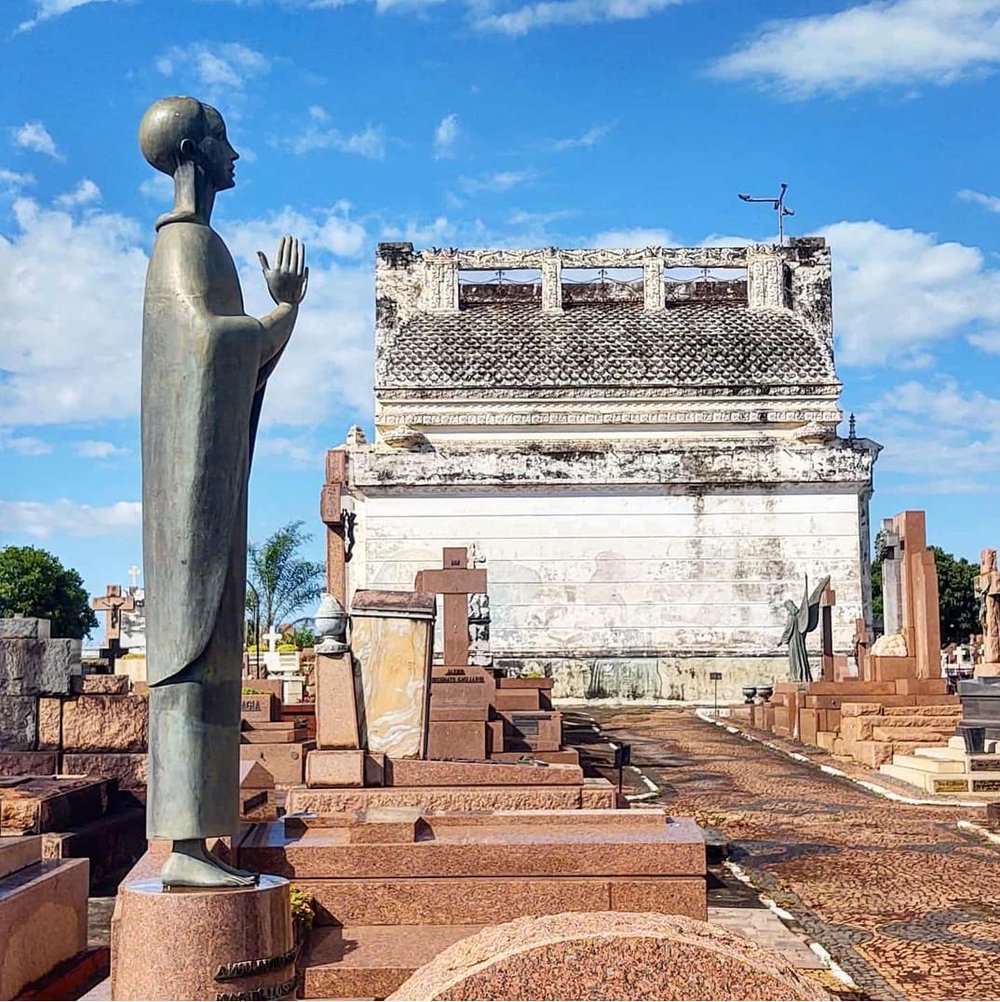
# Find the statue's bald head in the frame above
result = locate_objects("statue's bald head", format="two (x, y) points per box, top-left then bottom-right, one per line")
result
(140, 97), (238, 191)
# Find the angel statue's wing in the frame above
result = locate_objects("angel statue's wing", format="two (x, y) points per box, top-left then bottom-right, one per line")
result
(796, 576), (811, 634)
(804, 574), (832, 634)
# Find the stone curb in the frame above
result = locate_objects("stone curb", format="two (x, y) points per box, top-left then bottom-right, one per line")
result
(695, 708), (986, 809)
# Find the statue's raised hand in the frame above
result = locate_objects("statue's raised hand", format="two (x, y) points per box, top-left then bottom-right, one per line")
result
(257, 236), (308, 306)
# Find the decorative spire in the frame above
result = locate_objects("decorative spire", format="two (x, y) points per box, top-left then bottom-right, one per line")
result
(848, 412), (857, 441)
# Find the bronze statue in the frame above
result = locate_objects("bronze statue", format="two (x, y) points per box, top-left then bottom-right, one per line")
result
(780, 575), (830, 683)
(139, 96), (308, 888)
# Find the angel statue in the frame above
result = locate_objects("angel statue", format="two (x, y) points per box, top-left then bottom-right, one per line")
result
(780, 575), (831, 683)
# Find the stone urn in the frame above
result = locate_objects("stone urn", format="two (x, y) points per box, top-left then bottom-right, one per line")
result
(314, 593), (349, 653)
(741, 686), (757, 704)
(756, 685), (774, 703)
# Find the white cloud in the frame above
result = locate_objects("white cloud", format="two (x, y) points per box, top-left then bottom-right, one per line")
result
(76, 440), (127, 459)
(382, 215), (455, 244)
(139, 174), (175, 201)
(0, 430), (52, 456)
(711, 0), (1000, 99)
(255, 434), (326, 468)
(16, 0), (118, 32)
(817, 219), (1000, 366)
(544, 123), (612, 152)
(433, 113), (460, 160)
(0, 500), (141, 539)
(55, 179), (101, 209)
(11, 122), (61, 160)
(459, 170), (536, 194)
(473, 0), (685, 35)
(0, 194), (373, 432)
(591, 227), (675, 248)
(0, 197), (147, 426)
(958, 187), (1000, 213)
(283, 112), (387, 159)
(156, 42), (271, 96)
(865, 379), (1000, 490)
(0, 170), (35, 195)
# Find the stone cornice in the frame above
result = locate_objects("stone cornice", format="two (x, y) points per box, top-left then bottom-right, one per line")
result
(347, 438), (880, 491)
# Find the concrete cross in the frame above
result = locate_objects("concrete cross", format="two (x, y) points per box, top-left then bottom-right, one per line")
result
(414, 547), (488, 666)
(263, 625), (283, 653)
(91, 584), (136, 644)
(127, 565), (142, 589)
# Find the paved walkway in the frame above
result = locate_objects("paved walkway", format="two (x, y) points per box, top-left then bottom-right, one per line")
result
(575, 705), (1000, 1001)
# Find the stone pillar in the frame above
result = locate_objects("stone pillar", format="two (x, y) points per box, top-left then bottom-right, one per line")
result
(541, 252), (563, 314)
(880, 521), (903, 635)
(746, 246), (787, 310)
(111, 875), (294, 1000)
(321, 450), (350, 606)
(421, 250), (459, 313)
(642, 249), (664, 312)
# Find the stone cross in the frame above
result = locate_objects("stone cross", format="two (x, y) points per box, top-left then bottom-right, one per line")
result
(880, 522), (903, 635)
(415, 547), (488, 666)
(262, 626), (283, 653)
(977, 548), (1000, 665)
(127, 565), (142, 589)
(91, 584), (136, 645)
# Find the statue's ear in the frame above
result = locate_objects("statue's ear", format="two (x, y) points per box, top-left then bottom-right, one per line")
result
(178, 137), (200, 164)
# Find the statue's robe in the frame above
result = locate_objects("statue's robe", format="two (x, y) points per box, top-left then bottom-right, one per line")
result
(142, 212), (276, 839)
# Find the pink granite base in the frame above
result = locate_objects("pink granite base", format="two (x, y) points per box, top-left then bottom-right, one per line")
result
(389, 912), (832, 1001)
(111, 874), (294, 1000)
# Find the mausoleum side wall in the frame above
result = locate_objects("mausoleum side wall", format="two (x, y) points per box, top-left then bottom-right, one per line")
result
(347, 487), (865, 700)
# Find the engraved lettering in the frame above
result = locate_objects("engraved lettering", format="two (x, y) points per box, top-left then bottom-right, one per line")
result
(215, 948), (297, 982)
(215, 975), (297, 1001)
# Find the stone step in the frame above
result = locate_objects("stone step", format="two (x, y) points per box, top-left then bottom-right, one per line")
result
(879, 763), (936, 793)
(0, 834), (41, 879)
(0, 857), (88, 1000)
(296, 874), (706, 927)
(239, 813), (705, 882)
(0, 777), (115, 836)
(301, 924), (481, 1000)
(881, 704), (962, 717)
(286, 778), (615, 815)
(890, 753), (965, 774)
(912, 746), (967, 761)
(384, 759), (584, 787)
(871, 726), (958, 742)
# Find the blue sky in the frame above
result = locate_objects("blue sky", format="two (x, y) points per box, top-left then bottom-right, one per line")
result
(3, 0), (1000, 638)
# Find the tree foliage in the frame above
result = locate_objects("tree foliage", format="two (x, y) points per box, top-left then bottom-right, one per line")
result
(869, 533), (979, 646)
(246, 521), (325, 639)
(0, 545), (97, 640)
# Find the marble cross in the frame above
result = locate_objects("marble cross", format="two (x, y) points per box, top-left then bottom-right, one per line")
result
(262, 626), (284, 653)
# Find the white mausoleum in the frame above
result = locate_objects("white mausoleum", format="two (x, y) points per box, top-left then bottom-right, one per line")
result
(340, 240), (880, 702)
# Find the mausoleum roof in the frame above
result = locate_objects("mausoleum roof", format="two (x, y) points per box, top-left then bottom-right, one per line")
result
(381, 300), (837, 391)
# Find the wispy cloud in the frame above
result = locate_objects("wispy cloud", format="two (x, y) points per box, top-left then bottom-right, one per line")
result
(710, 0), (1000, 99)
(282, 106), (386, 158)
(543, 123), (612, 152)
(55, 179), (101, 209)
(156, 41), (271, 96)
(459, 169), (536, 194)
(0, 499), (142, 539)
(76, 439), (127, 459)
(16, 0), (119, 33)
(433, 113), (459, 160)
(0, 430), (52, 456)
(11, 122), (62, 160)
(472, 0), (686, 36)
(958, 187), (1000, 213)
(0, 170), (35, 196)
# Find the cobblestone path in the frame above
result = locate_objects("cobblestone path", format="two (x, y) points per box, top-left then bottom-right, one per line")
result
(579, 705), (1000, 1001)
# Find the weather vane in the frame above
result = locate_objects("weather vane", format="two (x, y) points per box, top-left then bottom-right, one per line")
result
(738, 182), (795, 244)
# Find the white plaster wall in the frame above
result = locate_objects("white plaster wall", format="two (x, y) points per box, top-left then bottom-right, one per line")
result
(349, 489), (865, 664)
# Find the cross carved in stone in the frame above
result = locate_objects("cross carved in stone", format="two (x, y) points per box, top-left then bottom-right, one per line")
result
(414, 547), (488, 666)
(262, 626), (284, 653)
(91, 584), (136, 645)
(978, 548), (1000, 665)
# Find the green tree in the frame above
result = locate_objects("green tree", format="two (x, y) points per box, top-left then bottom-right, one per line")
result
(931, 546), (979, 646)
(246, 521), (324, 640)
(0, 546), (97, 639)
(869, 533), (979, 645)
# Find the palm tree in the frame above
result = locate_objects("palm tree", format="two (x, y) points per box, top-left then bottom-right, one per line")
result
(246, 521), (325, 641)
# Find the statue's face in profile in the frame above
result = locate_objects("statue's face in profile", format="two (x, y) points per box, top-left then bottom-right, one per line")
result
(197, 105), (239, 191)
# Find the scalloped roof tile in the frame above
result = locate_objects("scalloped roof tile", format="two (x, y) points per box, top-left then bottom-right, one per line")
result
(379, 300), (838, 390)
